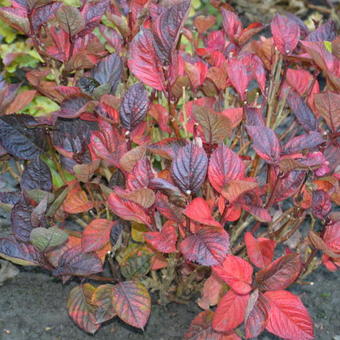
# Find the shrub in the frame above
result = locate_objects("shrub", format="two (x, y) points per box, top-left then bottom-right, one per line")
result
(0, 0), (339, 339)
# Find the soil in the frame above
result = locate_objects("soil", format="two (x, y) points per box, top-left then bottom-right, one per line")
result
(0, 265), (339, 340)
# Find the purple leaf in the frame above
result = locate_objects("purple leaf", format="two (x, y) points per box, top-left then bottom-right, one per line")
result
(152, 0), (191, 65)
(21, 156), (52, 192)
(287, 90), (317, 132)
(119, 83), (149, 131)
(0, 114), (46, 160)
(53, 245), (103, 277)
(92, 53), (123, 94)
(246, 125), (281, 164)
(171, 142), (208, 194)
(306, 20), (336, 42)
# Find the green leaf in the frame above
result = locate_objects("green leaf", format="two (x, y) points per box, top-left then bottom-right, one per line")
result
(0, 19), (17, 43)
(120, 254), (151, 280)
(22, 96), (60, 116)
(30, 227), (69, 252)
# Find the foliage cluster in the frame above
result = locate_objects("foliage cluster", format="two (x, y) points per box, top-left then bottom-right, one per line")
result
(0, 0), (339, 339)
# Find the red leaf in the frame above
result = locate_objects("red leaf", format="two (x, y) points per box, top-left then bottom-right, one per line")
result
(244, 290), (269, 338)
(128, 28), (165, 91)
(221, 179), (257, 203)
(171, 142), (208, 195)
(82, 219), (114, 253)
(197, 273), (224, 310)
(221, 9), (242, 42)
(144, 221), (178, 253)
(255, 254), (302, 291)
(323, 220), (340, 251)
(112, 281), (151, 330)
(63, 183), (94, 214)
(126, 158), (154, 190)
(265, 290), (314, 340)
(108, 192), (153, 228)
(180, 227), (229, 266)
(245, 232), (276, 268)
(184, 198), (221, 227)
(314, 90), (340, 132)
(92, 284), (116, 323)
(184, 310), (241, 340)
(246, 125), (281, 164)
(311, 190), (332, 219)
(67, 283), (99, 334)
(213, 255), (253, 295)
(212, 289), (249, 332)
(208, 144), (245, 193)
(271, 14), (300, 55)
(89, 119), (127, 167)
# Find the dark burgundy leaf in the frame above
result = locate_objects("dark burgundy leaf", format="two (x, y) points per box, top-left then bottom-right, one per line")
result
(273, 170), (306, 203)
(0, 236), (43, 266)
(53, 245), (103, 277)
(255, 254), (302, 291)
(245, 290), (270, 338)
(21, 156), (52, 192)
(0, 191), (21, 205)
(31, 2), (61, 32)
(77, 77), (100, 95)
(119, 83), (149, 131)
(271, 14), (300, 55)
(287, 90), (317, 132)
(246, 125), (281, 164)
(171, 142), (208, 194)
(149, 178), (186, 208)
(58, 94), (91, 119)
(312, 190), (332, 220)
(11, 199), (34, 242)
(52, 118), (97, 170)
(78, 0), (109, 37)
(92, 53), (123, 94)
(283, 131), (324, 154)
(110, 219), (127, 247)
(0, 114), (46, 160)
(180, 227), (229, 266)
(152, 0), (191, 64)
(154, 193), (184, 223)
(306, 20), (336, 42)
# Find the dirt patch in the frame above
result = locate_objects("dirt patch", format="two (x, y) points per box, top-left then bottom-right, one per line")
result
(0, 266), (339, 340)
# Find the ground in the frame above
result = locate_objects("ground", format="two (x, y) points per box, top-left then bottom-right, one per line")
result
(0, 266), (339, 340)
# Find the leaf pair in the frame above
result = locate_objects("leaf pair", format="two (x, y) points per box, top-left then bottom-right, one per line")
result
(68, 281), (151, 333)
